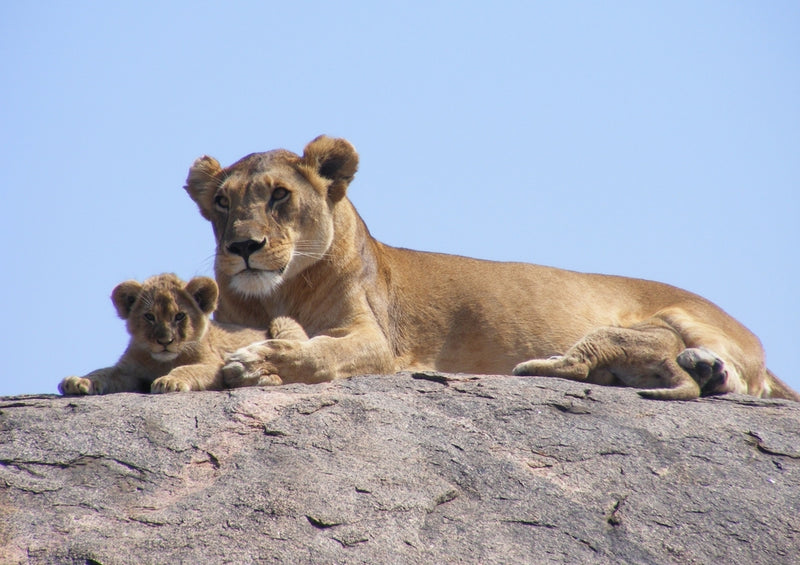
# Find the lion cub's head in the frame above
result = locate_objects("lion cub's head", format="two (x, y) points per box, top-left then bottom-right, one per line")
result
(112, 273), (218, 362)
(184, 135), (359, 298)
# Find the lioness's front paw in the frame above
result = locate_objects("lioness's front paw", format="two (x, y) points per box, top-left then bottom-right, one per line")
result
(512, 357), (562, 376)
(222, 361), (283, 388)
(151, 376), (191, 393)
(223, 342), (272, 388)
(222, 361), (247, 387)
(222, 340), (298, 388)
(226, 341), (269, 365)
(59, 376), (96, 395)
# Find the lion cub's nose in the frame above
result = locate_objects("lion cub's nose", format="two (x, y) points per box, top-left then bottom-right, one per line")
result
(227, 238), (267, 260)
(157, 337), (174, 346)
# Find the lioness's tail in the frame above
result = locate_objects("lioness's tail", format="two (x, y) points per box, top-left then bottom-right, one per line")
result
(766, 369), (800, 402)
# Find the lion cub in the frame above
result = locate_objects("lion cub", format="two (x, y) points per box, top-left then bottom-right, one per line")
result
(59, 274), (307, 395)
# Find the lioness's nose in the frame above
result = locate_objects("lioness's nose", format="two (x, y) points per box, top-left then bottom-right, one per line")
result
(227, 238), (267, 260)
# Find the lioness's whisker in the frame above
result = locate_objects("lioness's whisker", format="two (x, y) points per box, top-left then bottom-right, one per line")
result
(293, 252), (328, 261)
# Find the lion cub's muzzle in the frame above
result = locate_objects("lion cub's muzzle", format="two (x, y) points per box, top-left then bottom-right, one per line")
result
(150, 336), (179, 362)
(149, 326), (179, 360)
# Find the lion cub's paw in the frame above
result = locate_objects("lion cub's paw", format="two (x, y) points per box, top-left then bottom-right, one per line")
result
(151, 376), (191, 394)
(59, 376), (97, 395)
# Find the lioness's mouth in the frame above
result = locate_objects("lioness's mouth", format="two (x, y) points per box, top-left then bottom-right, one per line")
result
(239, 264), (287, 276)
(229, 266), (287, 297)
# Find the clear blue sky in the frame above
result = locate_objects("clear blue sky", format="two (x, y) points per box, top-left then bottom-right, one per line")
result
(2, 2), (798, 397)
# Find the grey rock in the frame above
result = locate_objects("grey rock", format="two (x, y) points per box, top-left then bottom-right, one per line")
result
(1, 372), (799, 564)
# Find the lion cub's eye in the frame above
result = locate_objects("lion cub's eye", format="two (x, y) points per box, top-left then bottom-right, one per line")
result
(144, 313), (156, 323)
(174, 312), (186, 322)
(270, 187), (290, 204)
(214, 194), (230, 210)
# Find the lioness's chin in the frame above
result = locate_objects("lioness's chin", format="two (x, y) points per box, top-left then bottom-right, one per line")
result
(151, 351), (179, 362)
(230, 269), (284, 298)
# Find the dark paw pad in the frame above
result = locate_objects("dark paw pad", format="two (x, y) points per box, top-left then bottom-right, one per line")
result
(676, 348), (727, 394)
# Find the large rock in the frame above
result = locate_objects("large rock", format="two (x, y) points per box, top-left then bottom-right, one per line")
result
(1, 373), (798, 564)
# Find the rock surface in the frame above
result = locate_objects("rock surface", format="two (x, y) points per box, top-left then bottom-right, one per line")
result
(1, 372), (799, 564)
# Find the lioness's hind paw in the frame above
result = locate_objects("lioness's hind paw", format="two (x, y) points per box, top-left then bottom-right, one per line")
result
(676, 347), (728, 393)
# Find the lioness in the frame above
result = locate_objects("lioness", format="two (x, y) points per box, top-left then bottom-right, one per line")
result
(59, 274), (307, 395)
(185, 136), (798, 401)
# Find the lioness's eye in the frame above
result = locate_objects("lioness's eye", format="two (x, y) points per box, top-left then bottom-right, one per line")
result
(270, 187), (289, 204)
(175, 312), (186, 322)
(214, 194), (229, 210)
(144, 313), (155, 323)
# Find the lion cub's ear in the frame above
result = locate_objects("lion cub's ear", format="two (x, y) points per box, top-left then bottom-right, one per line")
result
(111, 281), (144, 320)
(184, 155), (223, 221)
(185, 276), (219, 315)
(300, 135), (359, 202)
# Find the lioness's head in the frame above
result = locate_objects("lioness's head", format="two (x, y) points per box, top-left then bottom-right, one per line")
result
(184, 135), (358, 297)
(111, 274), (218, 362)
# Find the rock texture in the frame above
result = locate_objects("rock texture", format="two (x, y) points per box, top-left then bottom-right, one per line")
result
(1, 372), (799, 564)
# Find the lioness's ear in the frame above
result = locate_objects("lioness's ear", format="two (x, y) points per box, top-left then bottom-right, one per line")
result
(300, 135), (359, 202)
(184, 155), (223, 221)
(111, 281), (143, 320)
(185, 276), (219, 315)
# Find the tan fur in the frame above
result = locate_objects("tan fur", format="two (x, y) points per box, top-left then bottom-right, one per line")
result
(184, 136), (799, 401)
(513, 320), (711, 400)
(59, 275), (307, 395)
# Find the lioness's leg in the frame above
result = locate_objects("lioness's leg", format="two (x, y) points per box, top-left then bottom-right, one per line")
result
(223, 325), (394, 386)
(635, 358), (701, 401)
(219, 317), (309, 389)
(269, 316), (309, 341)
(513, 323), (701, 400)
(512, 327), (647, 382)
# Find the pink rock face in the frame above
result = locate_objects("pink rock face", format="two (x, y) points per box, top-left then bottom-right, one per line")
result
(1, 373), (799, 564)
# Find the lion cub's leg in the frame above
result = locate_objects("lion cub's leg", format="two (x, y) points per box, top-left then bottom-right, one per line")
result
(224, 317), (310, 388)
(59, 366), (143, 395)
(151, 363), (224, 394)
(513, 323), (701, 400)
